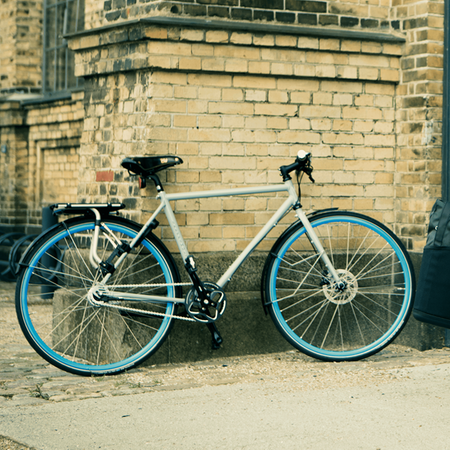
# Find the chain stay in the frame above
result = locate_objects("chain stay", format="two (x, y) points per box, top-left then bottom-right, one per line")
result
(111, 282), (192, 288)
(94, 282), (195, 322)
(99, 300), (196, 322)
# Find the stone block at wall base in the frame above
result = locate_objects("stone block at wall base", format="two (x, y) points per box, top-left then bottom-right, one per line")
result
(142, 291), (291, 367)
(392, 251), (445, 351)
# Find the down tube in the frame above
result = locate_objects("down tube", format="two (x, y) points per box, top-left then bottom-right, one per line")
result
(217, 197), (295, 288)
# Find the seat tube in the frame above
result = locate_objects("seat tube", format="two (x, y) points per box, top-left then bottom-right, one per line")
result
(158, 191), (190, 261)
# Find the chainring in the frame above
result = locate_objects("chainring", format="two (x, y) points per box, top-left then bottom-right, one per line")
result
(185, 282), (227, 323)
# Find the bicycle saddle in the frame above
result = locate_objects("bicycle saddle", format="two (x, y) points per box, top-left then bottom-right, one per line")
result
(121, 155), (183, 176)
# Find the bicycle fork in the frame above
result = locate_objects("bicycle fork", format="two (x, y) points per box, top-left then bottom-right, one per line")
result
(284, 179), (343, 289)
(294, 207), (343, 285)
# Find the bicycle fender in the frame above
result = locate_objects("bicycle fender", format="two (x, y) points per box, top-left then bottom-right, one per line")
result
(260, 207), (338, 314)
(15, 215), (140, 276)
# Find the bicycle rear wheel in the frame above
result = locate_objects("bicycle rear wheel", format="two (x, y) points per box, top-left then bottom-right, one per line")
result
(264, 211), (415, 361)
(16, 216), (181, 376)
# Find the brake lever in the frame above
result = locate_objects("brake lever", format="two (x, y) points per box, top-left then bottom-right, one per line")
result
(302, 162), (315, 183)
(306, 168), (315, 183)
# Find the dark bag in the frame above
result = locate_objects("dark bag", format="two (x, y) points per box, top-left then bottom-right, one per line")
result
(413, 199), (450, 327)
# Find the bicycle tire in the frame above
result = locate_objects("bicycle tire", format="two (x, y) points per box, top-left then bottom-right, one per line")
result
(264, 211), (415, 361)
(15, 216), (181, 376)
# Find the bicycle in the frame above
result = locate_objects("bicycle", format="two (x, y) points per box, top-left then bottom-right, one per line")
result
(15, 151), (416, 376)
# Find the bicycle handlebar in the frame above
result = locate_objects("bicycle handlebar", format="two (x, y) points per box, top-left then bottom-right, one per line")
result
(279, 150), (313, 182)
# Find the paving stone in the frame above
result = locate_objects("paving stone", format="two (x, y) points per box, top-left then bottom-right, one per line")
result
(2, 280), (450, 413)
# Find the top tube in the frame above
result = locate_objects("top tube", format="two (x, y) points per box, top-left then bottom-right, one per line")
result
(164, 184), (288, 202)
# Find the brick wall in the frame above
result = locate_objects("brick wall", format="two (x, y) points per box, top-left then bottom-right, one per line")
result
(0, 95), (84, 233)
(0, 0), (43, 93)
(147, 71), (398, 253)
(85, 0), (105, 30)
(0, 102), (26, 230)
(0, 0), (87, 232)
(100, 0), (397, 32)
(22, 94), (85, 229)
(70, 20), (404, 253)
(0, 0), (446, 253)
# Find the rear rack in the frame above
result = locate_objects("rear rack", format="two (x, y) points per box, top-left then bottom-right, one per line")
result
(50, 203), (125, 216)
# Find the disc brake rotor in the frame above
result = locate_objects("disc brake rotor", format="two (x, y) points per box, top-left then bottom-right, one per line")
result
(322, 269), (358, 305)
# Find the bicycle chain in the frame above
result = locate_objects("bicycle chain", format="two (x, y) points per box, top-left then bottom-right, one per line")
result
(92, 282), (196, 322)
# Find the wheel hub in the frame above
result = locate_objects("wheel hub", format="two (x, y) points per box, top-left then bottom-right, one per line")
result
(87, 284), (110, 307)
(322, 269), (358, 305)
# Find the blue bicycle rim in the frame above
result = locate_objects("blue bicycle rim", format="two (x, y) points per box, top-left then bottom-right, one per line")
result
(19, 221), (175, 375)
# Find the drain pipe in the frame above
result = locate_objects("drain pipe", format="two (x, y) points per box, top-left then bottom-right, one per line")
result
(442, 1), (450, 199)
(442, 1), (450, 346)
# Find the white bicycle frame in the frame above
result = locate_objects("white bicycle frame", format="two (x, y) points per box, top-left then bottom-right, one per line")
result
(93, 177), (341, 305)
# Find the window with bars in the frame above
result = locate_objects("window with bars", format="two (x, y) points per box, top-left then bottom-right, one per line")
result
(43, 0), (85, 96)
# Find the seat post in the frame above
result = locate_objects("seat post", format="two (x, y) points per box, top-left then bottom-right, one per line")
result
(148, 173), (164, 192)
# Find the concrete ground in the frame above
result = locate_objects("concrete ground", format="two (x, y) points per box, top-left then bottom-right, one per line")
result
(2, 282), (450, 449)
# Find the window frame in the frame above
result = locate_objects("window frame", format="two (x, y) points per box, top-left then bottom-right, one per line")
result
(42, 0), (84, 97)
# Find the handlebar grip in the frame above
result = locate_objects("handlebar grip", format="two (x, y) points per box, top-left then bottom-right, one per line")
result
(297, 150), (310, 161)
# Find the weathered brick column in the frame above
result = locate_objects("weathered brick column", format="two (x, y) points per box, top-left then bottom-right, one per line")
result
(0, 0), (43, 93)
(393, 0), (444, 253)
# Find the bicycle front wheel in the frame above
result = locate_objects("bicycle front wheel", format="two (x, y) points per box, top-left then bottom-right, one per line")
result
(16, 216), (181, 376)
(264, 211), (415, 361)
